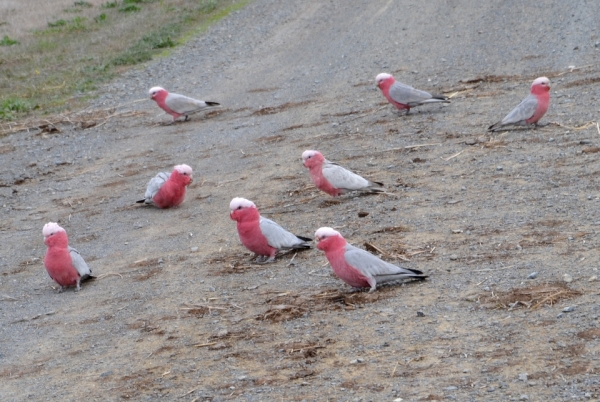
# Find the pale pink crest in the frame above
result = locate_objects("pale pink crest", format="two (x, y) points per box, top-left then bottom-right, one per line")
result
(43, 222), (65, 238)
(229, 197), (256, 212)
(149, 86), (166, 97)
(531, 77), (550, 88)
(315, 227), (340, 241)
(302, 150), (320, 162)
(174, 164), (193, 176)
(375, 73), (393, 84)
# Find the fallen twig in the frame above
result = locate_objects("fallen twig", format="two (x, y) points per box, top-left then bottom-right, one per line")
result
(442, 149), (466, 161)
(193, 342), (217, 348)
(96, 273), (123, 280)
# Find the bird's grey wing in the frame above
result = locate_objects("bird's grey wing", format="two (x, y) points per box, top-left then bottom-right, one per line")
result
(144, 172), (169, 202)
(165, 93), (208, 114)
(259, 217), (307, 249)
(321, 162), (370, 190)
(389, 81), (432, 105)
(343, 244), (409, 277)
(69, 246), (92, 278)
(501, 94), (538, 125)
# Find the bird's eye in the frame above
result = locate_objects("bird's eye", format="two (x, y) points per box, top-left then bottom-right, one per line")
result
(237, 206), (242, 210)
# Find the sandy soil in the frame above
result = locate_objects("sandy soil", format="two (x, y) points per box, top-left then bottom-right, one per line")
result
(2, 1), (600, 401)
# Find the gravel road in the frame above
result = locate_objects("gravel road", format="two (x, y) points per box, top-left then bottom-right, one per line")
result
(2, 1), (600, 401)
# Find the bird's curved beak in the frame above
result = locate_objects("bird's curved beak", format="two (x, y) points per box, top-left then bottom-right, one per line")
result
(189, 176), (193, 184)
(314, 235), (322, 243)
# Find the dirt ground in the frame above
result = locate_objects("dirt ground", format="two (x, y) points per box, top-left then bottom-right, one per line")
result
(2, 1), (600, 401)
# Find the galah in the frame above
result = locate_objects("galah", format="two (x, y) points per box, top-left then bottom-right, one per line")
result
(229, 197), (311, 263)
(136, 164), (193, 208)
(302, 150), (384, 197)
(43, 222), (95, 292)
(376, 73), (449, 114)
(149, 86), (220, 122)
(488, 77), (550, 131)
(315, 227), (427, 292)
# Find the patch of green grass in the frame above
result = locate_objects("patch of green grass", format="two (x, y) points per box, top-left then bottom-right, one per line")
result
(119, 4), (141, 12)
(199, 0), (218, 14)
(67, 17), (88, 32)
(74, 1), (93, 6)
(112, 24), (179, 65)
(95, 13), (107, 23)
(48, 19), (67, 28)
(0, 0), (247, 121)
(42, 17), (88, 34)
(0, 98), (34, 120)
(0, 35), (19, 46)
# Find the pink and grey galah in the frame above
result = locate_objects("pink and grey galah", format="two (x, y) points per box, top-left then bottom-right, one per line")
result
(229, 197), (311, 263)
(302, 150), (384, 197)
(488, 76), (550, 131)
(376, 73), (449, 114)
(149, 86), (220, 122)
(43, 222), (95, 292)
(315, 227), (427, 292)
(136, 164), (193, 209)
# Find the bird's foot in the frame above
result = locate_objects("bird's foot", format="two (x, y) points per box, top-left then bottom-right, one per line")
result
(253, 255), (275, 264)
(58, 286), (65, 294)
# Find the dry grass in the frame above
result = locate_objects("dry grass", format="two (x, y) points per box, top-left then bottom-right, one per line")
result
(0, 0), (247, 120)
(479, 282), (582, 310)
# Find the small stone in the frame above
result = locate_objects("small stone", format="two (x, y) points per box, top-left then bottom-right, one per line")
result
(217, 329), (229, 337)
(465, 138), (476, 145)
(444, 386), (458, 391)
(157, 258), (164, 264)
(518, 373), (528, 381)
(190, 246), (199, 252)
(527, 381), (537, 386)
(496, 166), (503, 171)
(394, 399), (404, 402)
(563, 274), (573, 283)
(449, 254), (458, 260)
(357, 211), (369, 218)
(588, 276), (597, 282)
(562, 306), (575, 313)
(520, 395), (529, 401)
(527, 272), (538, 279)
(416, 311), (425, 317)
(580, 140), (592, 144)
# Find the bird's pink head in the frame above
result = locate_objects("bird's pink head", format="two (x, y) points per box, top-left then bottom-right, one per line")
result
(315, 227), (345, 251)
(149, 86), (168, 102)
(229, 197), (258, 222)
(375, 73), (394, 89)
(43, 222), (68, 247)
(530, 77), (550, 94)
(171, 164), (193, 185)
(302, 150), (325, 168)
